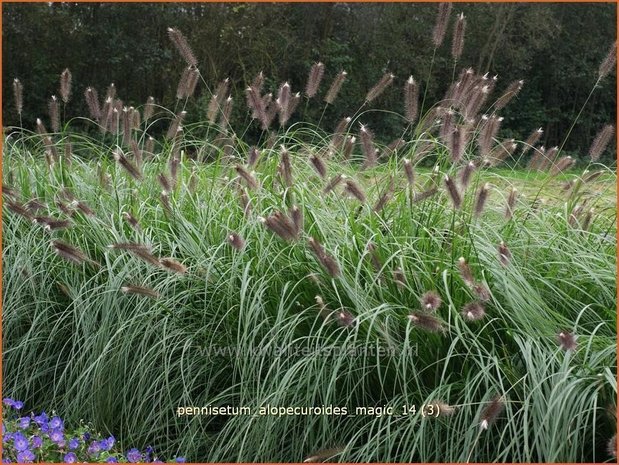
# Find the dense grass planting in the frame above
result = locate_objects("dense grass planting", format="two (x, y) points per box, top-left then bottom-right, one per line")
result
(3, 5), (617, 462)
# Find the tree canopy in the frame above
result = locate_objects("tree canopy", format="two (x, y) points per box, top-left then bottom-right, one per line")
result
(3, 2), (616, 160)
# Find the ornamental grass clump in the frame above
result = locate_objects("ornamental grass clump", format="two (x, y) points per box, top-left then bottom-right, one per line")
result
(2, 13), (616, 464)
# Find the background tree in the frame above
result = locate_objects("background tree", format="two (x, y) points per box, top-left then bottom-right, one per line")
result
(3, 2), (616, 161)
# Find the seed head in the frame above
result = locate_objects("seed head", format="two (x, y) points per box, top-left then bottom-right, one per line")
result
(550, 156), (575, 176)
(404, 76), (419, 123)
(521, 127), (543, 156)
(308, 237), (341, 277)
(227, 232), (246, 251)
(408, 312), (445, 334)
(589, 124), (614, 162)
(457, 257), (475, 287)
(505, 187), (518, 220)
(121, 285), (159, 299)
(306, 62), (325, 98)
(557, 331), (577, 351)
(392, 267), (406, 288)
(324, 70), (347, 105)
(420, 291), (442, 311)
(167, 27), (198, 66)
(122, 211), (141, 230)
(444, 175), (462, 209)
(451, 13), (466, 60)
(323, 174), (344, 194)
(598, 41), (617, 80)
(449, 126), (466, 162)
(279, 146), (293, 187)
(309, 153), (328, 178)
(235, 165), (259, 190)
(498, 241), (511, 266)
(303, 446), (345, 463)
(359, 124), (377, 169)
(365, 73), (394, 103)
(13, 78), (23, 115)
(113, 147), (142, 181)
(461, 301), (486, 321)
(480, 395), (505, 430)
(160, 257), (187, 274)
(403, 159), (415, 186)
(495, 80), (524, 110)
(84, 87), (101, 121)
(335, 310), (357, 328)
(143, 96), (156, 121)
(290, 205), (304, 236)
(474, 183), (490, 217)
(607, 434), (617, 459)
(432, 3), (452, 47)
(343, 179), (366, 203)
(60, 69), (72, 103)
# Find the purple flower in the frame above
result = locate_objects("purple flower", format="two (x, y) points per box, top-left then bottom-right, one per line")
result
(49, 416), (64, 430)
(33, 412), (48, 426)
(68, 437), (80, 450)
(17, 417), (30, 429)
(16, 449), (35, 462)
(106, 458), (119, 463)
(145, 445), (154, 456)
(3, 398), (24, 409)
(3, 459), (11, 463)
(64, 453), (78, 463)
(49, 428), (65, 447)
(13, 432), (29, 451)
(126, 448), (142, 463)
(175, 457), (187, 463)
(100, 436), (115, 451)
(82, 432), (91, 441)
(31, 436), (43, 449)
(88, 441), (102, 456)
(3, 432), (13, 443)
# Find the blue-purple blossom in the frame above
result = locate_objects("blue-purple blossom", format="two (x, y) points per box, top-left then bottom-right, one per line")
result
(100, 435), (115, 451)
(2, 398), (23, 409)
(49, 428), (65, 445)
(88, 441), (102, 456)
(33, 412), (48, 426)
(49, 416), (64, 430)
(13, 432), (29, 451)
(17, 417), (30, 429)
(31, 436), (43, 449)
(2, 402), (186, 463)
(16, 449), (35, 462)
(126, 448), (142, 463)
